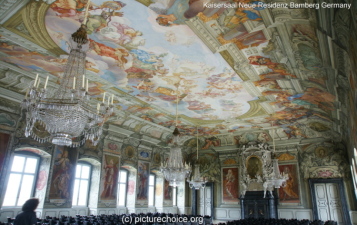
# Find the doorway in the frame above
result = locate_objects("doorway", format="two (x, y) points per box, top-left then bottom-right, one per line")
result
(198, 182), (214, 217)
(309, 178), (351, 225)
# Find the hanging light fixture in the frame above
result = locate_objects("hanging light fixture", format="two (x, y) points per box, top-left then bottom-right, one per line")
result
(160, 87), (191, 187)
(187, 126), (207, 189)
(263, 121), (288, 197)
(21, 0), (113, 147)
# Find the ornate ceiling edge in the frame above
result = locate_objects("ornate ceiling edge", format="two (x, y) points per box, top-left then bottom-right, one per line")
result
(186, 17), (222, 53)
(2, 0), (65, 56)
(179, 114), (224, 126)
(0, 0), (30, 24)
(238, 97), (268, 119)
(220, 50), (249, 81)
(0, 26), (52, 56)
(135, 0), (154, 7)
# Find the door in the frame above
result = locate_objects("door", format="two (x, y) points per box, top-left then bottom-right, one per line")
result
(198, 183), (214, 217)
(309, 179), (351, 225)
(314, 183), (344, 223)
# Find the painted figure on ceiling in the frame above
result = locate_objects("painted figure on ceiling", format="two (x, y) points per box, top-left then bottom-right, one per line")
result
(89, 40), (130, 68)
(202, 136), (221, 149)
(154, 0), (207, 26)
(51, 0), (89, 18)
(224, 6), (262, 29)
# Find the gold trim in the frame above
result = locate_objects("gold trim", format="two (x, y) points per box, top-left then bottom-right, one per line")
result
(219, 50), (249, 81)
(238, 97), (268, 119)
(135, 0), (153, 7)
(3, 0), (65, 56)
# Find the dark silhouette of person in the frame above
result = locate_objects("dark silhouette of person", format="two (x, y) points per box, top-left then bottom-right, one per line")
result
(14, 198), (39, 225)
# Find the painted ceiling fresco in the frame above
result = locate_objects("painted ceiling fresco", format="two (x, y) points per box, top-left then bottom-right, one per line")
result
(0, 0), (340, 141)
(45, 0), (255, 121)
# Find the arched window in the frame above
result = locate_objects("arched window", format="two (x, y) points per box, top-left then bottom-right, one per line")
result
(72, 163), (91, 206)
(148, 174), (155, 206)
(117, 169), (128, 206)
(2, 153), (40, 207)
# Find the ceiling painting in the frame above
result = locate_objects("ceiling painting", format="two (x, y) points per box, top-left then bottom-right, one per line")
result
(45, 0), (255, 123)
(0, 0), (343, 142)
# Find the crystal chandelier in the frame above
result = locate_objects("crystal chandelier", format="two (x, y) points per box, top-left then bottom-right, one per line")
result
(263, 123), (288, 197)
(21, 21), (113, 147)
(187, 127), (207, 189)
(160, 89), (191, 187)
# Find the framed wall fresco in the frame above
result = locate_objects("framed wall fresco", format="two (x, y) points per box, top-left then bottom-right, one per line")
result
(137, 161), (150, 201)
(278, 163), (301, 204)
(221, 167), (239, 204)
(99, 153), (120, 201)
(49, 146), (78, 203)
(0, 132), (10, 174)
(164, 179), (172, 201)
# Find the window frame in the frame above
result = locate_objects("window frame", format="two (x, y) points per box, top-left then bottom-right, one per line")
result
(117, 168), (129, 206)
(2, 152), (40, 208)
(72, 161), (92, 207)
(148, 173), (156, 206)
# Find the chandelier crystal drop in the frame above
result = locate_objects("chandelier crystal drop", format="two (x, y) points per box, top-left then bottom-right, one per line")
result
(187, 127), (207, 189)
(21, 24), (113, 147)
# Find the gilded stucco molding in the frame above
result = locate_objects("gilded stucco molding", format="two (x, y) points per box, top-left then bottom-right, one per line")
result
(0, 0), (30, 24)
(237, 97), (268, 119)
(2, 0), (65, 56)
(186, 17), (222, 53)
(135, 0), (153, 7)
(220, 50), (250, 81)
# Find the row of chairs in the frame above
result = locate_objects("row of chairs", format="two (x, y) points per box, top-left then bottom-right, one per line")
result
(220, 218), (337, 225)
(6, 213), (212, 225)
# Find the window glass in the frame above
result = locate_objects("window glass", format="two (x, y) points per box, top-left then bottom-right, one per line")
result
(117, 170), (128, 206)
(148, 174), (155, 206)
(3, 154), (39, 207)
(72, 163), (91, 206)
(173, 187), (177, 206)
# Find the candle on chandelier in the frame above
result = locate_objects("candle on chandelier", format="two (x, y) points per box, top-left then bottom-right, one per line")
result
(44, 76), (49, 89)
(25, 89), (29, 99)
(97, 103), (100, 113)
(102, 92), (106, 103)
(34, 73), (38, 87)
(73, 77), (76, 89)
(86, 79), (88, 92)
(82, 75), (85, 88)
(37, 78), (41, 88)
(111, 94), (114, 104)
(83, 0), (91, 24)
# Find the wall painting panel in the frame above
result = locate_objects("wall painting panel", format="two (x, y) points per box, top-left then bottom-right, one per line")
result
(99, 154), (120, 202)
(49, 146), (78, 204)
(137, 161), (150, 202)
(278, 164), (300, 204)
(222, 167), (239, 204)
